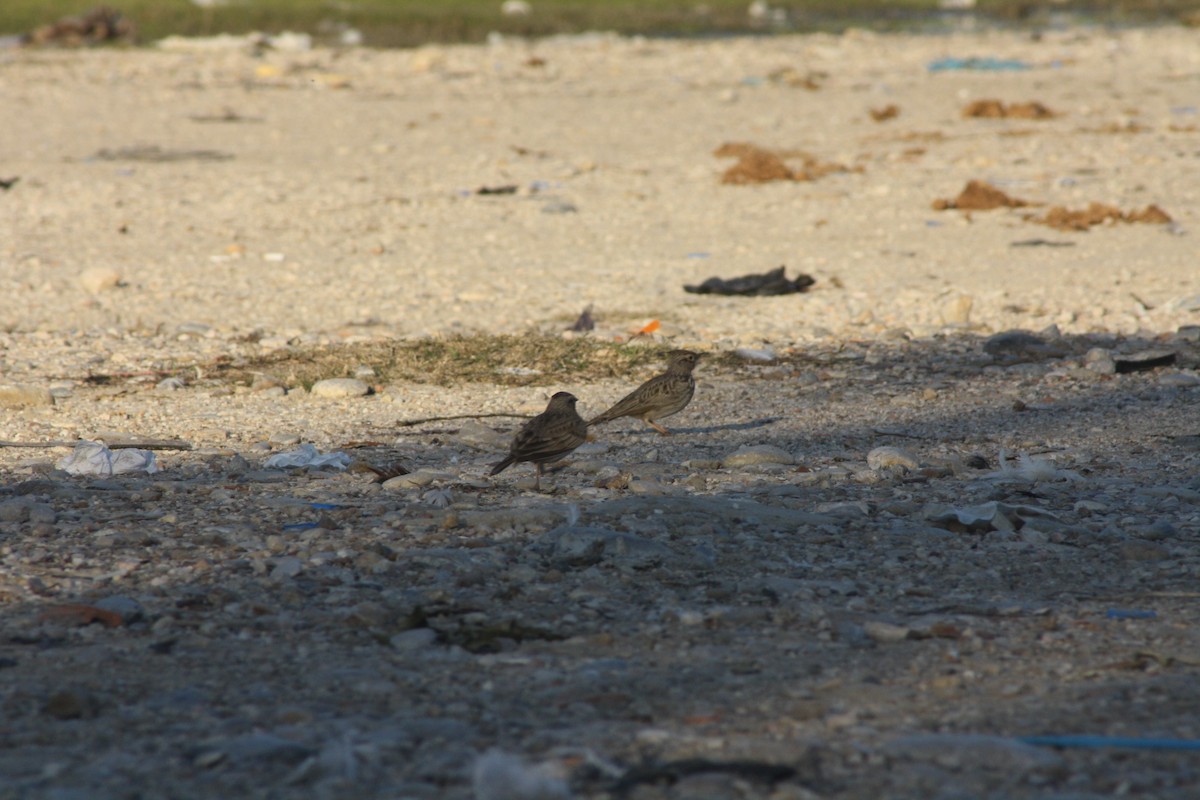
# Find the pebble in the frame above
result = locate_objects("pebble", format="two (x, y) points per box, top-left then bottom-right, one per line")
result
(0, 499), (30, 522)
(78, 267), (122, 293)
(1084, 347), (1116, 374)
(0, 384), (54, 408)
(1117, 540), (1170, 561)
(384, 469), (457, 489)
(391, 627), (439, 652)
(722, 444), (794, 468)
(93, 596), (144, 623)
(983, 330), (1065, 360)
(454, 420), (510, 451)
(537, 525), (676, 571)
(1160, 372), (1200, 387)
(867, 446), (919, 471)
(941, 293), (973, 325)
(864, 620), (911, 643)
(270, 556), (304, 579)
(882, 733), (1065, 778)
(309, 378), (370, 398)
(541, 199), (578, 214)
(43, 689), (101, 720)
(735, 346), (777, 362)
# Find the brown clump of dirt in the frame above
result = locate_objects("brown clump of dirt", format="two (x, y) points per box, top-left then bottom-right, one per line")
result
(1034, 203), (1173, 231)
(870, 104), (900, 122)
(715, 142), (858, 185)
(932, 180), (1033, 211)
(963, 99), (1058, 119)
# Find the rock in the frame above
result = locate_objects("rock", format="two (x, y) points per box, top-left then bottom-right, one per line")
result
(93, 596), (144, 623)
(391, 627), (439, 652)
(941, 293), (973, 325)
(270, 556), (304, 579)
(383, 469), (457, 489)
(454, 420), (510, 451)
(1118, 540), (1170, 561)
(1160, 372), (1200, 388)
(541, 199), (578, 214)
(983, 330), (1066, 360)
(44, 689), (101, 720)
(1114, 349), (1177, 374)
(723, 444), (794, 468)
(735, 346), (777, 362)
(202, 734), (314, 766)
(1084, 347), (1116, 374)
(0, 500), (30, 523)
(1134, 520), (1177, 541)
(0, 384), (54, 408)
(882, 733), (1065, 778)
(79, 267), (122, 293)
(310, 378), (370, 398)
(863, 620), (911, 643)
(537, 525), (676, 570)
(867, 446), (919, 471)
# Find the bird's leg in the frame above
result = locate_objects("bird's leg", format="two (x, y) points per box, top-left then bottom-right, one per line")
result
(534, 463), (543, 491)
(647, 419), (672, 435)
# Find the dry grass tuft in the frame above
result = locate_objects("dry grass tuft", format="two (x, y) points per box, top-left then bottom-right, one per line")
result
(223, 334), (693, 389)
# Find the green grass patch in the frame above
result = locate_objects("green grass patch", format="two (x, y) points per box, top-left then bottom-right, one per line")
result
(5, 1), (1200, 48)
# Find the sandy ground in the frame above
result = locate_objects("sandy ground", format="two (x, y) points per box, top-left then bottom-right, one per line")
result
(1, 25), (1200, 800)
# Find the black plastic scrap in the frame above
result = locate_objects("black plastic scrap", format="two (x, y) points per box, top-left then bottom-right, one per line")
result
(684, 265), (815, 296)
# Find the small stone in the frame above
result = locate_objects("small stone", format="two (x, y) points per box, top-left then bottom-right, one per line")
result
(383, 469), (457, 489)
(1118, 540), (1170, 561)
(79, 267), (122, 294)
(390, 627), (438, 651)
(270, 556), (304, 579)
(1160, 372), (1200, 388)
(93, 596), (144, 623)
(735, 346), (777, 362)
(867, 446), (919, 471)
(1084, 347), (1116, 374)
(941, 293), (973, 325)
(0, 384), (54, 408)
(454, 420), (510, 451)
(310, 378), (370, 398)
(44, 689), (101, 720)
(541, 199), (578, 214)
(983, 330), (1065, 360)
(1133, 520), (1177, 541)
(882, 733), (1065, 778)
(722, 444), (794, 468)
(0, 499), (30, 522)
(864, 620), (912, 643)
(627, 477), (668, 496)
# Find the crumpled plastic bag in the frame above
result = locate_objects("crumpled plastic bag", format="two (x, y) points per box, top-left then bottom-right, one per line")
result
(264, 443), (350, 470)
(57, 441), (160, 476)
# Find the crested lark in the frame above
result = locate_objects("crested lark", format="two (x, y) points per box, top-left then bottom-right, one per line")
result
(589, 349), (702, 435)
(491, 391), (588, 490)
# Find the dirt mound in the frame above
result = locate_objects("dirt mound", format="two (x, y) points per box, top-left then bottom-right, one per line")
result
(963, 99), (1058, 119)
(932, 180), (1033, 211)
(714, 142), (858, 185)
(1034, 203), (1173, 231)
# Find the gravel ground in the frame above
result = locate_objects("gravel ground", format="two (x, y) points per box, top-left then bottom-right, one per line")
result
(2, 25), (1200, 800)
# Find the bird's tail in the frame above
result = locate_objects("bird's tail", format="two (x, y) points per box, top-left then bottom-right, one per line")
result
(490, 456), (514, 476)
(587, 413), (610, 427)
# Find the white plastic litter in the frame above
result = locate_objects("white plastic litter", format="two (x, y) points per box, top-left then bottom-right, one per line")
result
(264, 444), (350, 470)
(57, 441), (160, 476)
